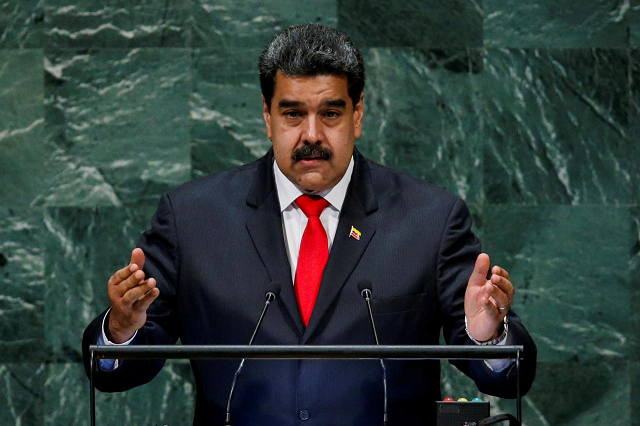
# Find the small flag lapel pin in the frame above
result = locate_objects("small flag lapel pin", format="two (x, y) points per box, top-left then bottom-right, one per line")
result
(349, 226), (361, 240)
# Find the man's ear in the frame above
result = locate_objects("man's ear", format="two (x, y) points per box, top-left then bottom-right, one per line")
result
(354, 92), (364, 139)
(262, 95), (272, 140)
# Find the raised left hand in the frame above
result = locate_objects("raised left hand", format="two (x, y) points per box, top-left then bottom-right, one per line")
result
(464, 253), (514, 342)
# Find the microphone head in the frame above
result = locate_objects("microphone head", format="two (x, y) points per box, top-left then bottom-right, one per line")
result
(357, 280), (372, 299)
(266, 281), (282, 302)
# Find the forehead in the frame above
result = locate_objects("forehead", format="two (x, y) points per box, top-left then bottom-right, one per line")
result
(273, 71), (350, 103)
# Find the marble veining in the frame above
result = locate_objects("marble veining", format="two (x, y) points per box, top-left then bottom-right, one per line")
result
(0, 1), (637, 424)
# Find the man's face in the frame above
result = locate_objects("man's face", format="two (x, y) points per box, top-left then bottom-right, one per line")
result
(262, 71), (364, 192)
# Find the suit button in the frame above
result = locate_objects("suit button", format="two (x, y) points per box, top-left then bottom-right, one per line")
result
(299, 409), (310, 421)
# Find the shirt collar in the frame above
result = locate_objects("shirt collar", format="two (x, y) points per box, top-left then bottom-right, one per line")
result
(273, 156), (354, 212)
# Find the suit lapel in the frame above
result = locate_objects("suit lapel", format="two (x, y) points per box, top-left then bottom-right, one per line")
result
(245, 150), (305, 336)
(302, 150), (378, 343)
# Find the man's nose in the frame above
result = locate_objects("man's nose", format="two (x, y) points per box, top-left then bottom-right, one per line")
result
(303, 114), (324, 144)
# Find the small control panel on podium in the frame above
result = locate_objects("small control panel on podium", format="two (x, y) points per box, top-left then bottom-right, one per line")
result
(436, 397), (490, 426)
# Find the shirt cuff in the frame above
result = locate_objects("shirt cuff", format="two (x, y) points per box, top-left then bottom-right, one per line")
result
(97, 308), (137, 370)
(480, 328), (513, 372)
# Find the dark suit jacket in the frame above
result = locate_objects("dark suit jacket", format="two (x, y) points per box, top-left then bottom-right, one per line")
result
(83, 148), (536, 425)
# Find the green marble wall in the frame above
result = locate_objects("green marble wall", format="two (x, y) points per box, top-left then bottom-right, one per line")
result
(1, 1), (638, 424)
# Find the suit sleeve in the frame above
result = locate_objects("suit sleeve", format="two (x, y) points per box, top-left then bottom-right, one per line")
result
(82, 193), (181, 392)
(437, 198), (537, 398)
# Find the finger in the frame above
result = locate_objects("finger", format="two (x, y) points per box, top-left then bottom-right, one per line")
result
(484, 281), (510, 311)
(130, 248), (146, 271)
(109, 263), (137, 286)
(490, 274), (515, 299)
(115, 269), (146, 297)
(492, 265), (510, 280)
(134, 287), (160, 312)
(134, 278), (156, 300)
(468, 253), (491, 287)
(481, 294), (500, 317)
(121, 279), (154, 305)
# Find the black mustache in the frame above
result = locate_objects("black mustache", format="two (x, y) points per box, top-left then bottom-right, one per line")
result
(291, 144), (333, 162)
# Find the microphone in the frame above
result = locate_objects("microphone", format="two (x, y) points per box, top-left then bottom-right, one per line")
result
(225, 282), (281, 426)
(357, 280), (388, 426)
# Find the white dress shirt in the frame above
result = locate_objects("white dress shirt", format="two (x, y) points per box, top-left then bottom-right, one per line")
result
(273, 157), (354, 283)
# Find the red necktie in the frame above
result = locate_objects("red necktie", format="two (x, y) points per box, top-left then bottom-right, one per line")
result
(294, 194), (330, 326)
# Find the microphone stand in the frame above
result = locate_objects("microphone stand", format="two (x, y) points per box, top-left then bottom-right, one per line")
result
(225, 288), (278, 426)
(359, 284), (388, 426)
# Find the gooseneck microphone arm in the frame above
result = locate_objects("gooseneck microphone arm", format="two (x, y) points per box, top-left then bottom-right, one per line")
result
(358, 281), (388, 426)
(361, 288), (380, 345)
(225, 283), (281, 426)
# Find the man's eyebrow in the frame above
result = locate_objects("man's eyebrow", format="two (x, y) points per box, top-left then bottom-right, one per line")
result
(324, 99), (347, 108)
(277, 99), (347, 108)
(278, 99), (303, 108)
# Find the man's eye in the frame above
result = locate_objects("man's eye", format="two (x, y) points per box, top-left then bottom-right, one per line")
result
(284, 111), (300, 118)
(324, 111), (340, 118)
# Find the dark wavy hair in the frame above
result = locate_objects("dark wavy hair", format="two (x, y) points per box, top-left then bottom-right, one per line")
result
(258, 24), (365, 109)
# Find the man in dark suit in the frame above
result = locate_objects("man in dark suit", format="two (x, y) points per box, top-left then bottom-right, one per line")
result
(83, 24), (536, 425)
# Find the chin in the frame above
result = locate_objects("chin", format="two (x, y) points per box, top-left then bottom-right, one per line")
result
(300, 184), (328, 192)
(298, 179), (331, 192)
(296, 173), (331, 192)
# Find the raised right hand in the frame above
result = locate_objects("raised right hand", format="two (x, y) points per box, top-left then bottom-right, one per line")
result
(107, 248), (160, 343)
